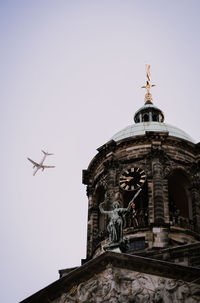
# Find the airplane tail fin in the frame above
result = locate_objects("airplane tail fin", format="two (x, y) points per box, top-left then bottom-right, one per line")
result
(42, 150), (54, 156)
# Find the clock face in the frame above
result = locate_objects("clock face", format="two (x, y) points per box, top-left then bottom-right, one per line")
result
(119, 167), (146, 191)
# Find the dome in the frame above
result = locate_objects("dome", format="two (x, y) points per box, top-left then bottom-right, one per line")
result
(111, 122), (194, 143)
(111, 67), (194, 144)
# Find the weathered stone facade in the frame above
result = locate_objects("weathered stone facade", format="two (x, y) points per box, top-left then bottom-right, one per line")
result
(57, 266), (200, 303)
(83, 132), (200, 261)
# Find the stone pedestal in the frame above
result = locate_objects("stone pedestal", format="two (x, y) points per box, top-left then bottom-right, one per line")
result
(153, 227), (169, 248)
(103, 243), (122, 253)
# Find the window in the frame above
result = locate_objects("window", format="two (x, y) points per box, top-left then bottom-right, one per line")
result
(168, 169), (192, 220)
(152, 114), (159, 121)
(143, 114), (149, 122)
(127, 237), (145, 252)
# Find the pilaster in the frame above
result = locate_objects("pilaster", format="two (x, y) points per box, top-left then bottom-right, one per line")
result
(152, 158), (165, 225)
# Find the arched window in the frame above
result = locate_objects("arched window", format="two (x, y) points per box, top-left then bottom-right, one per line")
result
(95, 186), (106, 232)
(168, 169), (192, 221)
(143, 114), (149, 122)
(135, 116), (140, 123)
(152, 114), (159, 122)
(121, 182), (149, 228)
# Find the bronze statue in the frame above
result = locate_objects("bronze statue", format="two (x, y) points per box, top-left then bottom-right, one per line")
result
(99, 189), (141, 244)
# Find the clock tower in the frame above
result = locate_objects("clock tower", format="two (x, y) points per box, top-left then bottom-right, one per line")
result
(83, 66), (200, 262)
(21, 67), (200, 303)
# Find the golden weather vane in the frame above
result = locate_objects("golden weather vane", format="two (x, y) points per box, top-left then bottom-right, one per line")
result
(141, 64), (156, 103)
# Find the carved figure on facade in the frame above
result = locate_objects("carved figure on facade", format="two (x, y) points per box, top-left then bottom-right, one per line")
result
(153, 279), (200, 303)
(63, 279), (99, 303)
(125, 203), (138, 228)
(61, 268), (200, 303)
(126, 206), (149, 229)
(99, 189), (142, 244)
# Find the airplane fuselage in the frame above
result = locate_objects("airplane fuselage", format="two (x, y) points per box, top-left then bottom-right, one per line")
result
(33, 155), (47, 175)
(39, 154), (47, 166)
(28, 150), (55, 176)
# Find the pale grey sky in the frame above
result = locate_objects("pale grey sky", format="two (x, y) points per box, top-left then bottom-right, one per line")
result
(0, 1), (200, 302)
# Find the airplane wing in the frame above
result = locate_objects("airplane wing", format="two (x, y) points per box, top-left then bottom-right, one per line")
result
(42, 165), (55, 168)
(27, 158), (40, 167)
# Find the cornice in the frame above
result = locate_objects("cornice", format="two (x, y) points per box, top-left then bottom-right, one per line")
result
(20, 251), (200, 303)
(83, 134), (197, 184)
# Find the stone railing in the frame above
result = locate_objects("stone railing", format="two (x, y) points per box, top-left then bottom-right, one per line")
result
(170, 215), (194, 231)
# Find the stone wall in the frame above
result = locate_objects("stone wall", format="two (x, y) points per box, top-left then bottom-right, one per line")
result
(83, 133), (200, 259)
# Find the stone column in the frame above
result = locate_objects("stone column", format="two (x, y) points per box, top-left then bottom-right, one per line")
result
(86, 187), (96, 258)
(152, 158), (165, 224)
(149, 111), (153, 122)
(106, 169), (116, 208)
(163, 178), (170, 224)
(152, 158), (169, 248)
(147, 179), (154, 224)
(103, 158), (118, 209)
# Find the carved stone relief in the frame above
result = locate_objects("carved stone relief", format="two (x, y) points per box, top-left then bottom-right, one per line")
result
(55, 265), (200, 303)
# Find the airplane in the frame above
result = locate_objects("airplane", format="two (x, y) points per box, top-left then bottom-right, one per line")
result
(27, 150), (55, 176)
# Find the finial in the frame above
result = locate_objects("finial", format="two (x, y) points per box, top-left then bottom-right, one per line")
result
(141, 64), (156, 104)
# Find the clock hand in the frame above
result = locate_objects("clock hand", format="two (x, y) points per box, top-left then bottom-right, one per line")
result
(120, 177), (133, 182)
(125, 176), (134, 181)
(120, 178), (133, 187)
(120, 178), (130, 182)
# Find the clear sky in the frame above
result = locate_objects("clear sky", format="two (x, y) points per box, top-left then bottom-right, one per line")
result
(0, 1), (200, 302)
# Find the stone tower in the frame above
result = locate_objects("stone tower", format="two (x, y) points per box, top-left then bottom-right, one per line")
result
(83, 68), (200, 264)
(21, 68), (200, 303)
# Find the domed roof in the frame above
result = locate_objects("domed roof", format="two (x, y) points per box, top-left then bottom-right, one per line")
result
(111, 122), (194, 143)
(111, 66), (194, 144)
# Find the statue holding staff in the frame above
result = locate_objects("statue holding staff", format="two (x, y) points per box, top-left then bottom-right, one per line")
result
(99, 188), (142, 244)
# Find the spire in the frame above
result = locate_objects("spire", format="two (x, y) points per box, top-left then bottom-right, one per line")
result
(141, 65), (156, 104)
(134, 66), (164, 123)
